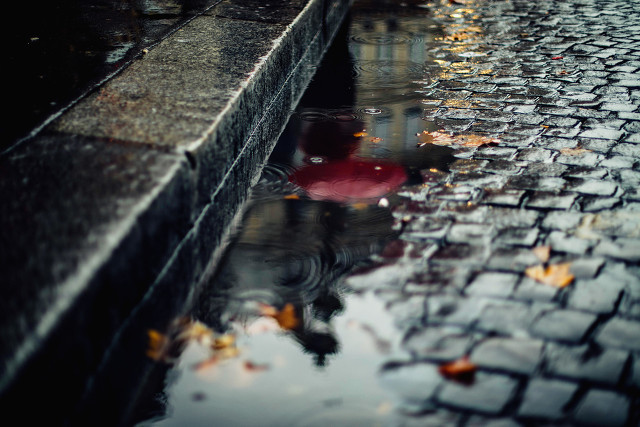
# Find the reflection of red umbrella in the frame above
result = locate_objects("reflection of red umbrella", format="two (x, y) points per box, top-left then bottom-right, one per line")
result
(289, 160), (407, 203)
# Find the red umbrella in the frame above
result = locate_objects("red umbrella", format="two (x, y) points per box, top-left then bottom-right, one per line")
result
(289, 159), (407, 203)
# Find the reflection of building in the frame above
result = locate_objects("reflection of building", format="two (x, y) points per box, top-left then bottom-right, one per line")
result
(347, 4), (441, 162)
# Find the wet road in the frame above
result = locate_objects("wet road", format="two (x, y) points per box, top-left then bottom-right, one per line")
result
(132, 0), (640, 425)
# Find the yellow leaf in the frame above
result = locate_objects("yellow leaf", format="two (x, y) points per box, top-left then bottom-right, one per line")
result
(525, 263), (574, 288)
(146, 329), (169, 361)
(560, 147), (592, 156)
(213, 334), (235, 350)
(284, 194), (300, 200)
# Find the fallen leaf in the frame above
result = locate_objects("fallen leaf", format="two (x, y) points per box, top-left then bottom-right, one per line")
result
(439, 356), (476, 383)
(284, 194), (300, 200)
(146, 329), (169, 361)
(244, 361), (270, 372)
(177, 320), (215, 345)
(552, 56), (564, 60)
(353, 131), (368, 137)
(213, 334), (235, 350)
(273, 303), (300, 330)
(418, 131), (499, 147)
(370, 137), (383, 143)
(525, 263), (574, 288)
(259, 302), (300, 330)
(532, 245), (551, 263)
(560, 147), (592, 156)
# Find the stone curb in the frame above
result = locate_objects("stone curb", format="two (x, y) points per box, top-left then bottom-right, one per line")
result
(0, 0), (352, 422)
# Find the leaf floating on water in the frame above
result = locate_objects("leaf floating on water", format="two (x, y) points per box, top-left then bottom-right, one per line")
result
(177, 320), (215, 346)
(370, 137), (383, 143)
(525, 263), (575, 288)
(244, 361), (270, 372)
(213, 334), (236, 350)
(417, 131), (499, 148)
(146, 329), (170, 361)
(353, 131), (368, 137)
(259, 302), (300, 330)
(438, 356), (476, 384)
(532, 245), (551, 263)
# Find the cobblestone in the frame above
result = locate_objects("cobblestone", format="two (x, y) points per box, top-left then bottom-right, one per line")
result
(229, 0), (640, 423)
(517, 378), (577, 420)
(436, 372), (518, 414)
(573, 389), (630, 426)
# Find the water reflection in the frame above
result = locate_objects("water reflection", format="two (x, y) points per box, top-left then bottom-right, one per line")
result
(4, 0), (217, 152)
(133, 2), (457, 425)
(195, 197), (397, 367)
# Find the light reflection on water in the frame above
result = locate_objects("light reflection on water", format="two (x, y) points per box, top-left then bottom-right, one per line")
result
(135, 1), (455, 425)
(144, 292), (402, 427)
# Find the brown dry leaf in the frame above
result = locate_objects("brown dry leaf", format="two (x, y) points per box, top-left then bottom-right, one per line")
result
(560, 147), (592, 156)
(525, 263), (574, 288)
(418, 131), (499, 147)
(273, 303), (300, 330)
(258, 302), (300, 330)
(244, 361), (270, 372)
(532, 245), (551, 263)
(146, 329), (169, 361)
(438, 356), (476, 383)
(370, 137), (383, 143)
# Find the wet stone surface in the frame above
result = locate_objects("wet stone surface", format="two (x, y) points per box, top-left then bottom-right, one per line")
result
(130, 0), (640, 425)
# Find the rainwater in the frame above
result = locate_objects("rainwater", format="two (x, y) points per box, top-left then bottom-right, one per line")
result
(132, 2), (455, 425)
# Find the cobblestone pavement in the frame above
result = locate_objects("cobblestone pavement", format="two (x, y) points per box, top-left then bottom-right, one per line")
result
(344, 0), (640, 425)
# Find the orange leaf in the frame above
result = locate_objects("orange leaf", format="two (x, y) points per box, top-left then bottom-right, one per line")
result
(417, 131), (499, 147)
(439, 356), (476, 383)
(525, 263), (574, 288)
(273, 303), (300, 330)
(284, 194), (300, 200)
(532, 245), (551, 263)
(353, 131), (368, 137)
(258, 302), (299, 330)
(146, 329), (169, 361)
(213, 334), (235, 350)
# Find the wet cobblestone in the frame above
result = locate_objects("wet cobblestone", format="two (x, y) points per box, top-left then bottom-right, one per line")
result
(347, 0), (640, 424)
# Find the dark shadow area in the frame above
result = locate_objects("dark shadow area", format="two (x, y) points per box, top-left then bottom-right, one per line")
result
(3, 0), (220, 153)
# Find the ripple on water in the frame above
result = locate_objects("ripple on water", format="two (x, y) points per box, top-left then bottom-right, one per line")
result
(350, 31), (423, 46)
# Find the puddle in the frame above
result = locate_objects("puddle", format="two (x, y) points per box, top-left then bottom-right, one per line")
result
(132, 1), (460, 425)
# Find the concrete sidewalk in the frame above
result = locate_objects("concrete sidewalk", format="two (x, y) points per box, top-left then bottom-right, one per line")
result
(0, 0), (351, 423)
